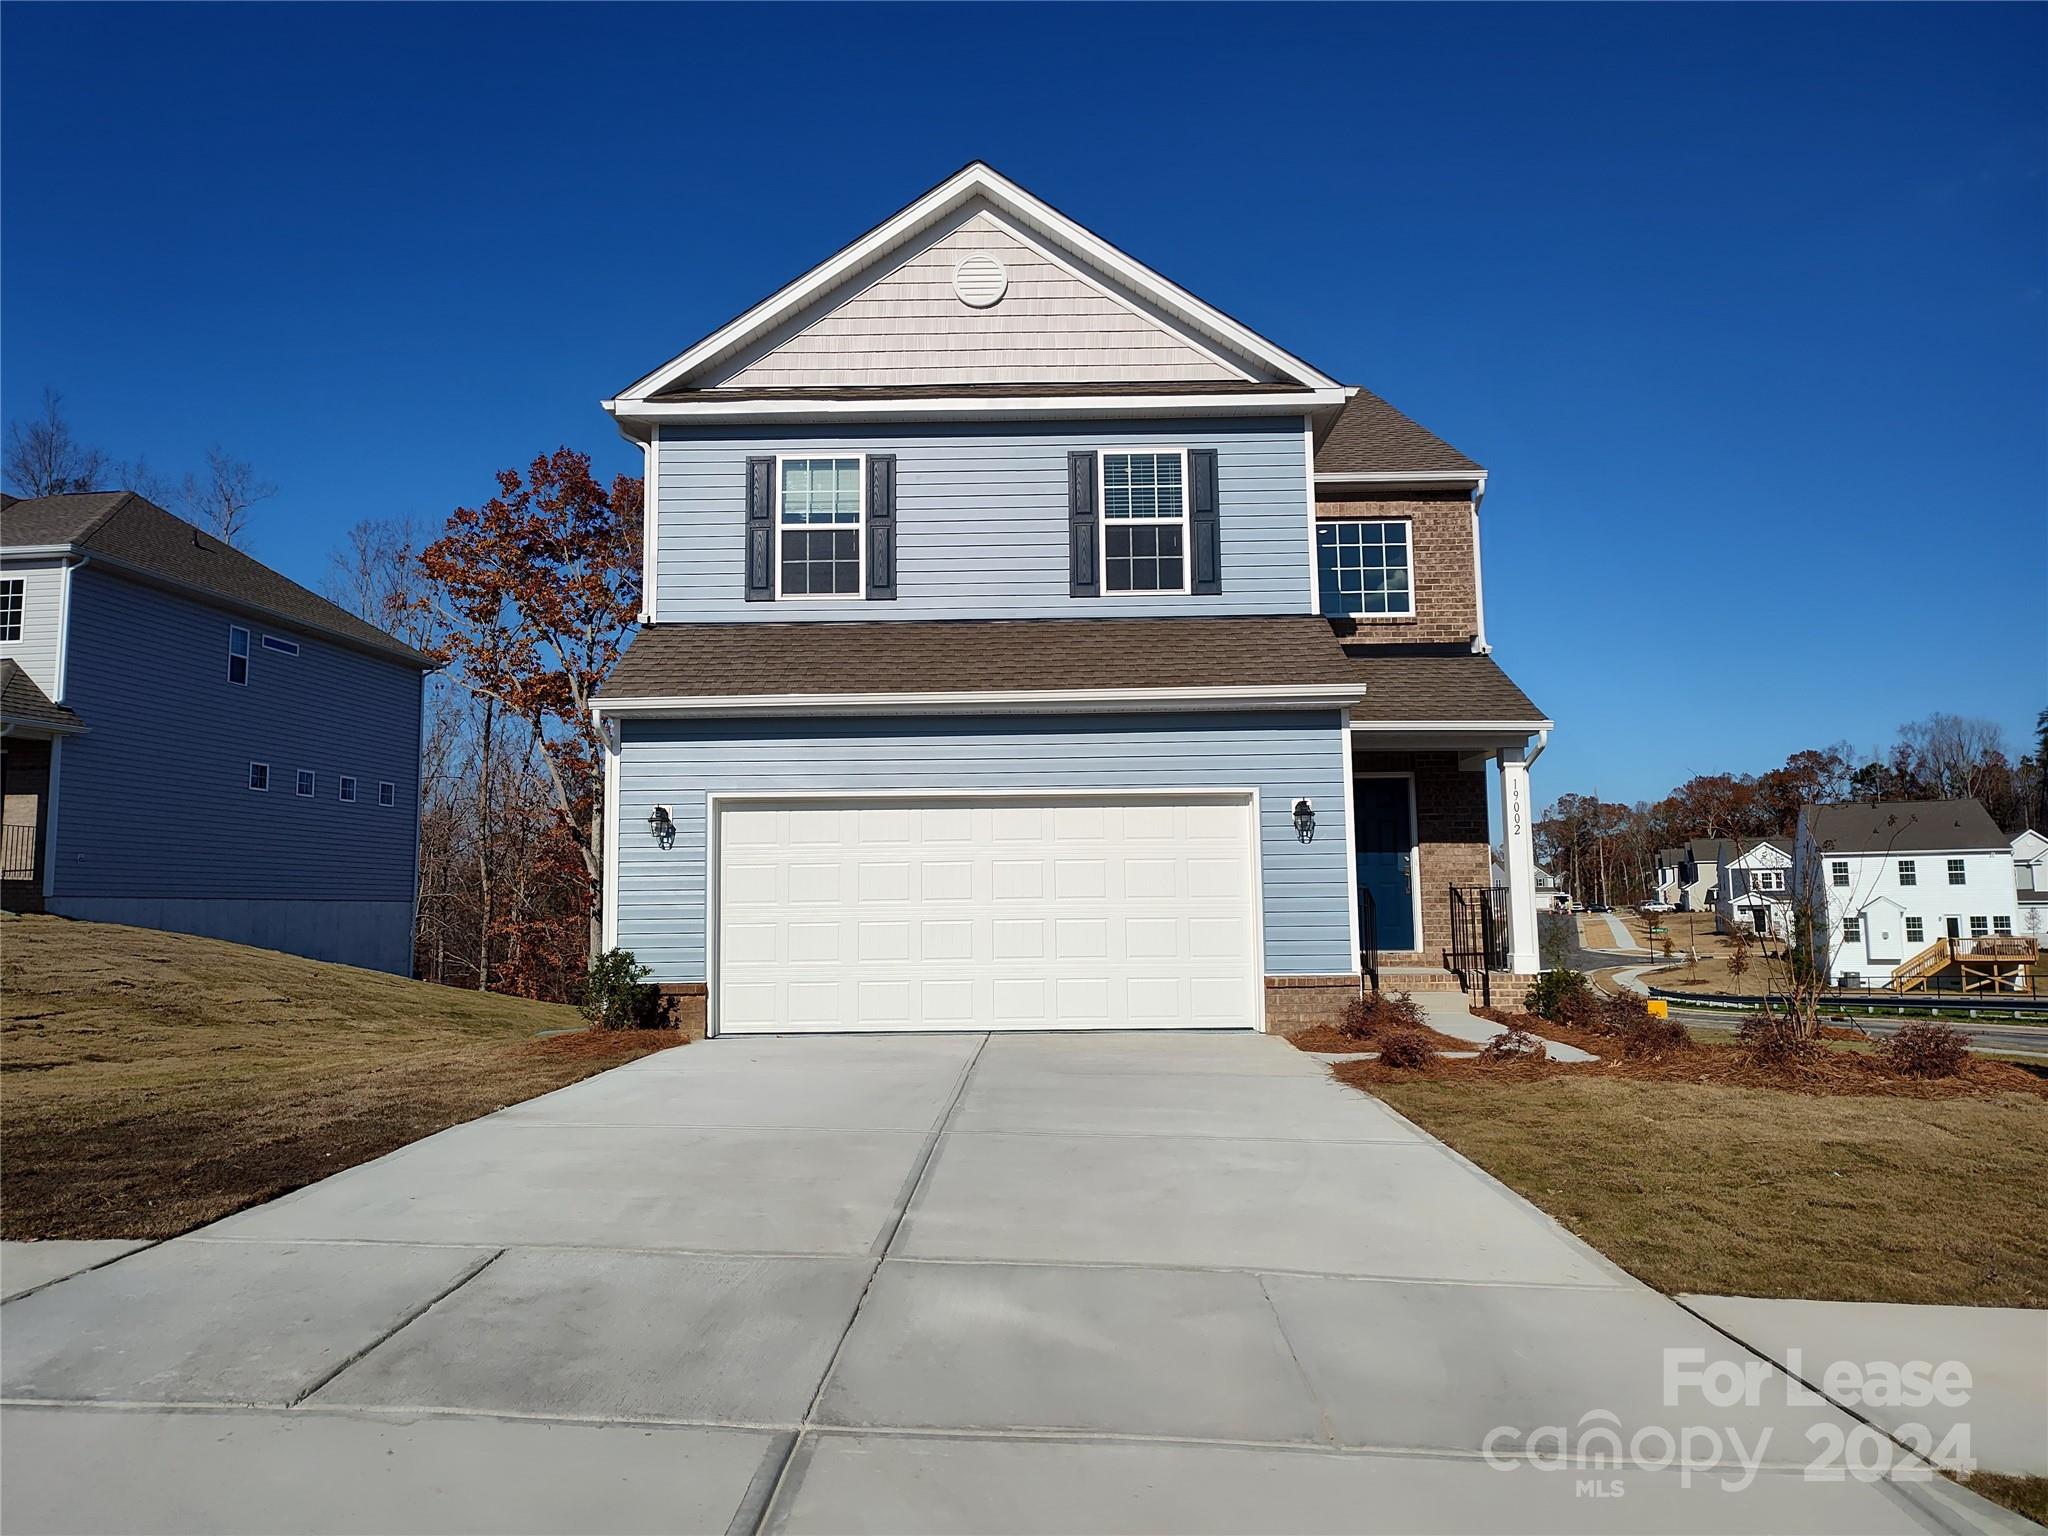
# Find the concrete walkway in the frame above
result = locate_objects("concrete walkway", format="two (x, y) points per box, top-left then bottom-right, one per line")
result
(1684, 1295), (2048, 1478)
(0, 1032), (2021, 1535)
(1413, 990), (1599, 1064)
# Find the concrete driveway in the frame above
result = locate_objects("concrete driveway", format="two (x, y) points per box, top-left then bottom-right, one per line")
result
(0, 1032), (2020, 1535)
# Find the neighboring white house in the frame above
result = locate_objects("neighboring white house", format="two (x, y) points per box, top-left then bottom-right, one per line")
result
(2014, 829), (2048, 911)
(1793, 799), (2026, 988)
(1715, 837), (1794, 940)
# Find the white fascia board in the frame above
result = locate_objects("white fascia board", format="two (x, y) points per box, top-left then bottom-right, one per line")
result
(1314, 471), (1487, 490)
(596, 682), (1367, 720)
(607, 389), (1348, 424)
(1348, 718), (1554, 740)
(613, 163), (1340, 404)
(0, 544), (77, 560)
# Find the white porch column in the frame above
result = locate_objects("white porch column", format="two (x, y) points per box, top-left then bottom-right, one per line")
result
(1498, 744), (1541, 974)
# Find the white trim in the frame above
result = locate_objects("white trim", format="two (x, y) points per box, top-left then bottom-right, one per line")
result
(1339, 726), (1362, 972)
(378, 780), (396, 808)
(595, 682), (1368, 719)
(1313, 470), (1488, 489)
(1098, 446), (1191, 598)
(41, 736), (61, 898)
(228, 624), (250, 686)
(0, 574), (23, 647)
(641, 426), (660, 625)
(339, 775), (357, 804)
(260, 634), (300, 656)
(703, 786), (1268, 1038)
(296, 768), (316, 798)
(1300, 417), (1318, 613)
(1469, 487), (1489, 653)
(1313, 516), (1417, 620)
(600, 728), (621, 952)
(52, 558), (75, 698)
(612, 164), (1339, 404)
(1353, 769), (1424, 955)
(1349, 718), (1553, 734)
(248, 761), (270, 792)
(772, 452), (867, 602)
(609, 389), (1347, 425)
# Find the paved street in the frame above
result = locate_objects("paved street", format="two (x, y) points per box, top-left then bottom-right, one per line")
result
(1, 1032), (2023, 1534)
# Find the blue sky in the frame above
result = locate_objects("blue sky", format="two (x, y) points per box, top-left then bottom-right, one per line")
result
(4, 2), (2042, 806)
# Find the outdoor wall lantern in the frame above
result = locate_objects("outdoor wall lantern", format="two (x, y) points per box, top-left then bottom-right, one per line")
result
(647, 804), (676, 850)
(1292, 798), (1316, 844)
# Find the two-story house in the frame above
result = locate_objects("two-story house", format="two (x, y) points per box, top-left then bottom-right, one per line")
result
(591, 164), (1551, 1035)
(1653, 839), (1728, 912)
(1793, 798), (2035, 991)
(1714, 837), (1793, 940)
(0, 491), (431, 973)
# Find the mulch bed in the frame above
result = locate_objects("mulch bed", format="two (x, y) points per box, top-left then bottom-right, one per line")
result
(1287, 1022), (1474, 1054)
(1334, 1007), (2048, 1101)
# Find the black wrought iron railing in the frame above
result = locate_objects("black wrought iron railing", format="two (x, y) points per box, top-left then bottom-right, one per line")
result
(0, 822), (36, 882)
(1358, 885), (1380, 995)
(1445, 883), (1508, 1007)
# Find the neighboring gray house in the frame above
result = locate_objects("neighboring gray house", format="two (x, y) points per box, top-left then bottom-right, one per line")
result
(592, 163), (1552, 1035)
(0, 491), (432, 973)
(1653, 838), (1728, 911)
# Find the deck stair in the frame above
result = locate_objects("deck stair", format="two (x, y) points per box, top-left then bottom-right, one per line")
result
(1890, 937), (2040, 995)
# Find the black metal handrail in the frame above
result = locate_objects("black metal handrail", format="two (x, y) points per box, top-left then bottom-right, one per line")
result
(0, 823), (36, 882)
(1358, 885), (1379, 995)
(1446, 883), (1508, 1007)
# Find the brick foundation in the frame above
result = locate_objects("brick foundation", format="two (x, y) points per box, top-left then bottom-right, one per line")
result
(1263, 974), (1372, 1037)
(653, 983), (709, 1039)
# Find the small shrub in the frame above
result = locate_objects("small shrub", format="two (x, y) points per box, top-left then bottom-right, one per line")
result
(1477, 1027), (1547, 1064)
(1525, 969), (1594, 1025)
(1613, 998), (1691, 1059)
(583, 947), (658, 1030)
(1883, 1021), (1970, 1080)
(1375, 1028), (1437, 1070)
(1336, 989), (1426, 1040)
(1738, 1012), (1815, 1065)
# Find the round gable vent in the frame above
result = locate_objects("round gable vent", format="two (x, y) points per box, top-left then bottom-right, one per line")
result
(952, 253), (1008, 309)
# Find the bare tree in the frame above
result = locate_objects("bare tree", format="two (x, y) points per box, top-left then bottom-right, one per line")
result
(1896, 713), (2008, 803)
(180, 446), (277, 547)
(4, 389), (108, 497)
(323, 516), (433, 647)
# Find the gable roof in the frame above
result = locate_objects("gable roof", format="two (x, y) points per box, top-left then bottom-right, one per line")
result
(1804, 799), (2008, 855)
(0, 659), (85, 734)
(1315, 388), (1483, 477)
(1, 492), (433, 668)
(608, 163), (1342, 413)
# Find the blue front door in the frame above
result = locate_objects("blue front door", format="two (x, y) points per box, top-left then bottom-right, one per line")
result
(1354, 777), (1416, 951)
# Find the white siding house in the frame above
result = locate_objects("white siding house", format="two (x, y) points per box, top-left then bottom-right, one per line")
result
(1716, 838), (1793, 940)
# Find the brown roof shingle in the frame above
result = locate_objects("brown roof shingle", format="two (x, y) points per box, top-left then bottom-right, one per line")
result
(1, 492), (432, 667)
(1806, 799), (2009, 855)
(1316, 388), (1482, 476)
(599, 618), (1548, 728)
(0, 660), (85, 733)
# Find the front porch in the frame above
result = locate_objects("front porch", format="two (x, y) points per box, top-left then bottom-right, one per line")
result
(1348, 728), (1547, 1004)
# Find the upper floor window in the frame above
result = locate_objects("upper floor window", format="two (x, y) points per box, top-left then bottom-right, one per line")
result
(228, 626), (250, 685)
(1897, 859), (1916, 886)
(247, 761), (269, 792)
(1830, 860), (1850, 888)
(1316, 520), (1412, 617)
(339, 775), (357, 804)
(0, 578), (22, 643)
(1101, 450), (1187, 594)
(1752, 869), (1785, 893)
(297, 769), (316, 798)
(1841, 915), (1861, 943)
(1947, 859), (1966, 886)
(778, 456), (863, 598)
(379, 781), (396, 807)
(261, 634), (299, 656)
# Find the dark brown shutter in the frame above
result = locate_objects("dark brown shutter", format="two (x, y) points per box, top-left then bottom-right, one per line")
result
(1068, 450), (1099, 597)
(866, 454), (896, 600)
(744, 456), (775, 601)
(1188, 448), (1221, 595)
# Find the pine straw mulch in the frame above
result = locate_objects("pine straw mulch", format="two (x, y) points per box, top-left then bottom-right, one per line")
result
(1286, 1022), (1475, 1055)
(1326, 1007), (2048, 1102)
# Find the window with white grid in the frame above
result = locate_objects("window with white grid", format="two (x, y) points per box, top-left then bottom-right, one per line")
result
(1316, 520), (1413, 617)
(0, 579), (21, 643)
(777, 457), (863, 598)
(1101, 451), (1187, 594)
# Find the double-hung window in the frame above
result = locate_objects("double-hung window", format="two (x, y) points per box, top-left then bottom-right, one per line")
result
(1830, 860), (1850, 888)
(1905, 916), (1924, 944)
(1947, 859), (1966, 886)
(0, 578), (22, 643)
(1101, 450), (1187, 594)
(1897, 859), (1916, 886)
(228, 626), (250, 685)
(339, 776), (357, 804)
(777, 456), (863, 598)
(248, 762), (269, 792)
(378, 781), (395, 807)
(1841, 916), (1861, 943)
(1316, 520), (1413, 617)
(1969, 916), (1989, 939)
(296, 769), (315, 798)
(1994, 915), (2013, 936)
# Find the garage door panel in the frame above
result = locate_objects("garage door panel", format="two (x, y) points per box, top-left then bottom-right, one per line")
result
(715, 795), (1258, 1034)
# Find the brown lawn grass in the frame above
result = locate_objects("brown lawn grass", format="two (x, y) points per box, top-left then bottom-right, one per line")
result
(1958, 1473), (2048, 1526)
(1, 913), (682, 1239)
(1367, 1073), (2048, 1307)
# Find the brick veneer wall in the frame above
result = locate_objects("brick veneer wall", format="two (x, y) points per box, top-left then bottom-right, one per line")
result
(1263, 974), (1369, 1037)
(653, 983), (709, 1039)
(1355, 748), (1491, 962)
(1316, 491), (1477, 646)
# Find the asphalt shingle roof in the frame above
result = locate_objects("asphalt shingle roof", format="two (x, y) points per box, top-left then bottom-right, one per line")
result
(1806, 799), (2009, 855)
(0, 660), (84, 733)
(1315, 388), (1482, 476)
(1, 493), (432, 667)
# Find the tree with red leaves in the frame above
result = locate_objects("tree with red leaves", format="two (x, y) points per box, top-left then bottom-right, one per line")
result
(414, 449), (640, 968)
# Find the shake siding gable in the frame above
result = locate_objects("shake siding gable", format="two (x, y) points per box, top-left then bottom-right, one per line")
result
(52, 566), (423, 904)
(655, 418), (1308, 621)
(613, 710), (1352, 983)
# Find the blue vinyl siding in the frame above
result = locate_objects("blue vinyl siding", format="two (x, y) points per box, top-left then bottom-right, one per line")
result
(613, 709), (1351, 983)
(655, 417), (1310, 621)
(49, 566), (423, 967)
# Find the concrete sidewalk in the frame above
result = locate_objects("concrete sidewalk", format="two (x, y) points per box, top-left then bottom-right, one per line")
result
(1, 1031), (2023, 1535)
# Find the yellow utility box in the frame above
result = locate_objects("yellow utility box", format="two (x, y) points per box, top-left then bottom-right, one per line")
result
(1646, 999), (1669, 1019)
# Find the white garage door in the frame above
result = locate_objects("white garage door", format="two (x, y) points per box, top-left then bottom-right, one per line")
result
(713, 793), (1260, 1034)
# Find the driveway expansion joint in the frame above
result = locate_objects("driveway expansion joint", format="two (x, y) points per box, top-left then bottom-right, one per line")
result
(286, 1247), (505, 1408)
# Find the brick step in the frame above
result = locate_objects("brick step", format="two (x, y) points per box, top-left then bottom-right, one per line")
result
(1372, 966), (1467, 993)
